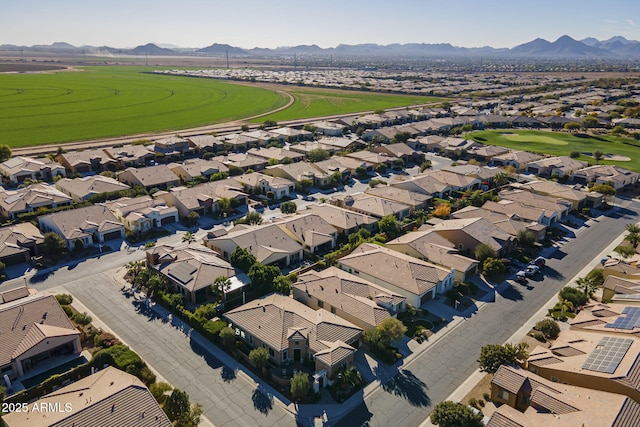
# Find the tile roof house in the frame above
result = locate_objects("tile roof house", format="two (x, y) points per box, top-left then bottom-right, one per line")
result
(55, 175), (131, 202)
(486, 364), (640, 427)
(104, 196), (178, 233)
(231, 172), (295, 200)
(263, 162), (332, 188)
(513, 180), (592, 210)
(151, 135), (195, 158)
(2, 366), (172, 427)
(214, 153), (268, 171)
(345, 151), (399, 167)
(427, 217), (516, 257)
(103, 144), (155, 168)
(481, 199), (550, 225)
(365, 185), (432, 212)
(38, 205), (125, 251)
(274, 213), (338, 255)
(225, 293), (362, 379)
(330, 192), (411, 220)
(372, 142), (425, 164)
(157, 180), (247, 218)
(601, 276), (640, 304)
(337, 243), (455, 307)
(56, 148), (120, 174)
(525, 156), (589, 178)
(452, 205), (546, 241)
(206, 223), (303, 267)
(491, 150), (546, 171)
(304, 204), (377, 235)
(169, 158), (228, 182)
(0, 223), (44, 265)
(0, 183), (73, 220)
(0, 293), (81, 385)
(572, 165), (639, 190)
(386, 230), (479, 282)
(0, 156), (66, 185)
(247, 147), (305, 163)
(527, 329), (640, 403)
(391, 174), (452, 199)
(293, 267), (406, 331)
(116, 165), (180, 191)
(147, 244), (238, 304)
(186, 134), (224, 152)
(499, 189), (572, 221)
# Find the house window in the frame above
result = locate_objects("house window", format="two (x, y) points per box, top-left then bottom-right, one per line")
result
(529, 367), (538, 374)
(318, 300), (324, 309)
(268, 347), (275, 358)
(248, 334), (253, 345)
(497, 388), (509, 401)
(551, 376), (559, 383)
(458, 243), (464, 251)
(331, 306), (336, 314)
(283, 350), (288, 361)
(521, 394), (530, 405)
(295, 341), (299, 346)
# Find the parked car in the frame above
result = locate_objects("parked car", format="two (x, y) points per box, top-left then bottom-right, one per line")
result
(530, 256), (546, 267)
(525, 265), (540, 277)
(515, 270), (527, 282)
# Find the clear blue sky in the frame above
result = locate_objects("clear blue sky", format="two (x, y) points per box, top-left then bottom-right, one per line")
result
(3, 0), (640, 49)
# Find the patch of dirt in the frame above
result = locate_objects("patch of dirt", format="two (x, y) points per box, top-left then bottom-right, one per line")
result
(462, 373), (493, 406)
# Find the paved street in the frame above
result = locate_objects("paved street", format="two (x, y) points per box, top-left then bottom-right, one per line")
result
(333, 199), (640, 427)
(59, 272), (297, 427)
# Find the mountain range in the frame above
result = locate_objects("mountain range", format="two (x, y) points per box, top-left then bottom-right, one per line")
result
(3, 35), (640, 58)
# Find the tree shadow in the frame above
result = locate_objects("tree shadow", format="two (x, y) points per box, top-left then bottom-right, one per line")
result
(380, 369), (431, 407)
(252, 386), (273, 415)
(189, 338), (223, 370)
(221, 365), (236, 383)
(543, 266), (564, 280)
(498, 284), (524, 301)
(330, 401), (373, 427)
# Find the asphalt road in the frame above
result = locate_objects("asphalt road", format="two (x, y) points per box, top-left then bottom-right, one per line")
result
(333, 198), (640, 427)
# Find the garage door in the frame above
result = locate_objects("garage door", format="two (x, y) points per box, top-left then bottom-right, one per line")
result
(161, 216), (176, 225)
(103, 230), (122, 241)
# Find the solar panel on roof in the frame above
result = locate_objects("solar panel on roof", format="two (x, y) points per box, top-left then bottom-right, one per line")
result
(168, 262), (197, 284)
(581, 336), (633, 374)
(605, 306), (640, 330)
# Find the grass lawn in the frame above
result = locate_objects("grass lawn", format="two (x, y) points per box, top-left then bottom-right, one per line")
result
(0, 66), (288, 147)
(404, 319), (434, 337)
(467, 129), (640, 172)
(252, 86), (445, 123)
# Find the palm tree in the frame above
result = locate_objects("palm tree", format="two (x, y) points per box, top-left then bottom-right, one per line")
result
(625, 231), (640, 249)
(575, 276), (599, 298)
(212, 276), (231, 302)
(182, 231), (196, 245)
(219, 197), (232, 213)
(625, 223), (640, 235)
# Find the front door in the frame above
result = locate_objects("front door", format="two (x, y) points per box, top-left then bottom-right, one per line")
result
(294, 349), (301, 362)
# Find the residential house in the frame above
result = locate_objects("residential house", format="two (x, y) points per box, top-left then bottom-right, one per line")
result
(427, 217), (516, 257)
(247, 147), (305, 164)
(275, 213), (338, 254)
(602, 276), (640, 304)
(386, 230), (479, 282)
(225, 293), (362, 381)
(214, 153), (268, 171)
(293, 267), (406, 331)
(242, 129), (281, 146)
(391, 174), (452, 199)
(2, 366), (172, 427)
(481, 199), (551, 225)
(314, 136), (365, 152)
(491, 150), (546, 171)
(288, 141), (339, 157)
(0, 292), (81, 386)
(55, 175), (131, 202)
(151, 135), (195, 159)
(337, 243), (455, 307)
(434, 137), (479, 157)
(263, 162), (332, 188)
(117, 165), (180, 191)
(270, 127), (313, 142)
(423, 169), (481, 192)
(232, 172), (295, 200)
(56, 148), (119, 174)
(572, 165), (639, 190)
(206, 223), (303, 267)
(527, 329), (640, 403)
(0, 183), (72, 220)
(0, 223), (44, 265)
(525, 156), (588, 178)
(411, 135), (445, 152)
(304, 204), (377, 236)
(186, 134), (224, 153)
(38, 205), (125, 251)
(147, 244), (238, 304)
(364, 185), (432, 212)
(486, 364), (640, 427)
(453, 205), (546, 241)
(345, 151), (398, 168)
(513, 180), (592, 210)
(499, 189), (572, 221)
(104, 196), (178, 233)
(158, 180), (247, 218)
(219, 133), (260, 151)
(0, 156), (66, 185)
(468, 144), (510, 162)
(103, 144), (155, 168)
(314, 157), (370, 179)
(331, 192), (410, 220)
(372, 142), (425, 164)
(169, 158), (228, 182)
(312, 120), (345, 136)
(442, 164), (504, 186)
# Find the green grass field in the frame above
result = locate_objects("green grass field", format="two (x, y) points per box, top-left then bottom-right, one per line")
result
(0, 66), (445, 148)
(467, 129), (640, 172)
(0, 66), (288, 147)
(251, 87), (444, 123)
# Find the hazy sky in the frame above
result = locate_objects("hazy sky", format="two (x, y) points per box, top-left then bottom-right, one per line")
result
(3, 0), (640, 49)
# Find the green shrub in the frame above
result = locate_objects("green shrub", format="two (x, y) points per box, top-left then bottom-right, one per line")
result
(535, 319), (560, 340)
(55, 293), (73, 305)
(61, 305), (74, 318)
(483, 392), (490, 401)
(531, 331), (546, 342)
